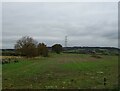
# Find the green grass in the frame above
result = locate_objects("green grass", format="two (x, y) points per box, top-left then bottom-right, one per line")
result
(0, 64), (2, 90)
(2, 53), (118, 89)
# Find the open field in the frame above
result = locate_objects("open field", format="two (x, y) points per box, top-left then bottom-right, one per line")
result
(2, 53), (118, 89)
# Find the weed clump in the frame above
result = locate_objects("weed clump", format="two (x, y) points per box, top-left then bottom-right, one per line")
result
(91, 55), (102, 58)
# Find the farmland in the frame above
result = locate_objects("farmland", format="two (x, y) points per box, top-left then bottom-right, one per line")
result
(2, 53), (118, 89)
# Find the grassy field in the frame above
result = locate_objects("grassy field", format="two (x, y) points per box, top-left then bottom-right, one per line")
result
(2, 53), (118, 89)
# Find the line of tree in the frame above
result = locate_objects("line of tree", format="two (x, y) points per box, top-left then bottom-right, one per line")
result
(14, 36), (63, 58)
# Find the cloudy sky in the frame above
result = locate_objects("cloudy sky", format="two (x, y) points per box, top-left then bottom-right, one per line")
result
(2, 2), (118, 49)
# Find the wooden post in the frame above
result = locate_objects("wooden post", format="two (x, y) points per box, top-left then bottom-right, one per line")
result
(104, 77), (106, 86)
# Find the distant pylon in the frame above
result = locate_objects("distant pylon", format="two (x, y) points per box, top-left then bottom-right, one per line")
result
(65, 36), (67, 48)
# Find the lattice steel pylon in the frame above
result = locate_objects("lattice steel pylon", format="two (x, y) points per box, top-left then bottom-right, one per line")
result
(65, 36), (67, 48)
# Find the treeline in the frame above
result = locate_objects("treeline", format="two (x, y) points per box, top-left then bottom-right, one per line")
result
(63, 47), (120, 56)
(1, 36), (120, 57)
(14, 36), (63, 58)
(2, 47), (119, 56)
(2, 46), (119, 52)
(66, 47), (120, 50)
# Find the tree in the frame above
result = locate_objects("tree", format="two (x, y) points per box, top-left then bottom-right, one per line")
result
(14, 36), (38, 57)
(37, 43), (48, 57)
(52, 44), (62, 54)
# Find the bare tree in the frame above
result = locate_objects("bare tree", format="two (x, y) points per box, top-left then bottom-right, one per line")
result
(14, 36), (38, 57)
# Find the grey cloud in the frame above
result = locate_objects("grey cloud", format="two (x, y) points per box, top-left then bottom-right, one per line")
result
(2, 2), (118, 49)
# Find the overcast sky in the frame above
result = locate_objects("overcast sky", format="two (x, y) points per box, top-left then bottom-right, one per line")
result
(2, 2), (118, 49)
